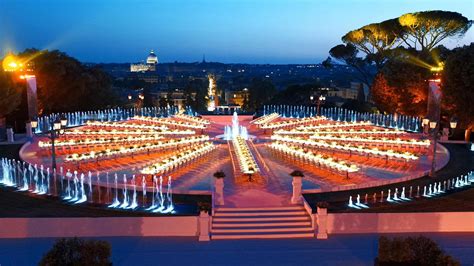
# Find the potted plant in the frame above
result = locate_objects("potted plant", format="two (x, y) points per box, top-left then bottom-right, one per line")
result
(317, 201), (329, 209)
(197, 201), (211, 214)
(213, 170), (225, 179)
(290, 170), (304, 177)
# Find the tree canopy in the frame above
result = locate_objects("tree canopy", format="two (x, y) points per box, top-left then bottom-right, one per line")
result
(327, 10), (472, 90)
(442, 44), (474, 140)
(0, 71), (21, 118)
(399, 11), (472, 51)
(371, 58), (429, 116)
(18, 49), (121, 114)
(248, 77), (276, 112)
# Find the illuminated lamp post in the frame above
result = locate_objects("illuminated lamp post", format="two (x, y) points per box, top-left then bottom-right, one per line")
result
(425, 62), (457, 177)
(317, 95), (326, 116)
(31, 115), (68, 171)
(425, 116), (457, 177)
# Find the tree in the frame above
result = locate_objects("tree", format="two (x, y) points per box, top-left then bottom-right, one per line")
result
(17, 49), (120, 114)
(158, 96), (168, 108)
(242, 94), (250, 111)
(184, 79), (207, 112)
(371, 59), (429, 116)
(375, 236), (460, 265)
(39, 237), (112, 266)
(442, 44), (474, 141)
(0, 71), (21, 120)
(328, 44), (375, 86)
(398, 11), (472, 51)
(248, 77), (276, 112)
(342, 18), (402, 69)
(270, 83), (320, 106)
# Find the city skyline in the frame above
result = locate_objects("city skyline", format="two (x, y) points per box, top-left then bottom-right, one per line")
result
(0, 0), (473, 64)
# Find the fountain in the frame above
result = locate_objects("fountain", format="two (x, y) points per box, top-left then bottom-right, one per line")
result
(119, 174), (129, 208)
(387, 189), (392, 202)
(108, 174), (120, 208)
(223, 112), (249, 140)
(142, 176), (147, 207)
(129, 175), (138, 209)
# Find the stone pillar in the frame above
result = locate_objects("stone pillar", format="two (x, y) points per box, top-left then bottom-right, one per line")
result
(291, 176), (302, 204)
(214, 178), (225, 206)
(198, 211), (210, 241)
(6, 128), (14, 143)
(316, 207), (328, 239)
(25, 122), (33, 138)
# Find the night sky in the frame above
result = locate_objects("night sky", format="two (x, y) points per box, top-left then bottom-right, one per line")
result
(0, 0), (472, 64)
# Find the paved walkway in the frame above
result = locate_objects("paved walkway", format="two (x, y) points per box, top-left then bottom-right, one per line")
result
(0, 233), (473, 265)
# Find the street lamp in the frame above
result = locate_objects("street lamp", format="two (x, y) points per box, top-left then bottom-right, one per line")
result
(317, 95), (326, 116)
(31, 115), (68, 171)
(424, 116), (457, 177)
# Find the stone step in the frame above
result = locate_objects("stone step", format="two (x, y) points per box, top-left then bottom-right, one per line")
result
(212, 221), (312, 228)
(214, 210), (307, 217)
(213, 216), (310, 222)
(216, 206), (304, 212)
(211, 226), (312, 233)
(211, 232), (314, 240)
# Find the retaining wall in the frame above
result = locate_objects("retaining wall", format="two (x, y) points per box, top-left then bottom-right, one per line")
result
(0, 216), (198, 238)
(324, 212), (474, 234)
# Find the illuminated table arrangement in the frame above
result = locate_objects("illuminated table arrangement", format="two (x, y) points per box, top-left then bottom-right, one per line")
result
(259, 117), (326, 129)
(133, 116), (207, 129)
(309, 134), (430, 147)
(232, 136), (260, 174)
(140, 142), (216, 175)
(38, 135), (164, 148)
(271, 135), (419, 161)
(65, 135), (210, 162)
(274, 127), (407, 136)
(174, 114), (210, 125)
(85, 121), (168, 131)
(250, 113), (280, 125)
(294, 121), (373, 131)
(64, 128), (195, 136)
(269, 142), (359, 173)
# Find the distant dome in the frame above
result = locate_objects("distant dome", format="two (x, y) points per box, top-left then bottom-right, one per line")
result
(146, 50), (158, 65)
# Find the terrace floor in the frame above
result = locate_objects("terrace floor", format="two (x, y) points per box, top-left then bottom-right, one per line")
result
(0, 233), (473, 265)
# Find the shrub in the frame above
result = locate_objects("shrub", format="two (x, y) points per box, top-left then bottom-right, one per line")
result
(39, 237), (112, 266)
(375, 235), (460, 266)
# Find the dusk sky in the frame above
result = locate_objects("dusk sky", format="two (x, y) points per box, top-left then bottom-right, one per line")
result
(0, 0), (472, 64)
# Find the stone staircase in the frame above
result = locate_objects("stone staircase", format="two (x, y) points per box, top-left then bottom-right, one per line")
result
(211, 206), (314, 239)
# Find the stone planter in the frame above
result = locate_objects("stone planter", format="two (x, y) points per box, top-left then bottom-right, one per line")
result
(291, 176), (302, 204)
(198, 210), (210, 241)
(316, 207), (328, 239)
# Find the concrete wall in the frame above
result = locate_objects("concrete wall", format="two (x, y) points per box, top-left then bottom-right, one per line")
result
(325, 212), (474, 234)
(0, 216), (198, 238)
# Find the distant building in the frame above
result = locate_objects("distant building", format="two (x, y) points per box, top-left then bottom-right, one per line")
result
(327, 87), (358, 100)
(130, 50), (158, 72)
(224, 88), (249, 107)
(154, 89), (196, 110)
